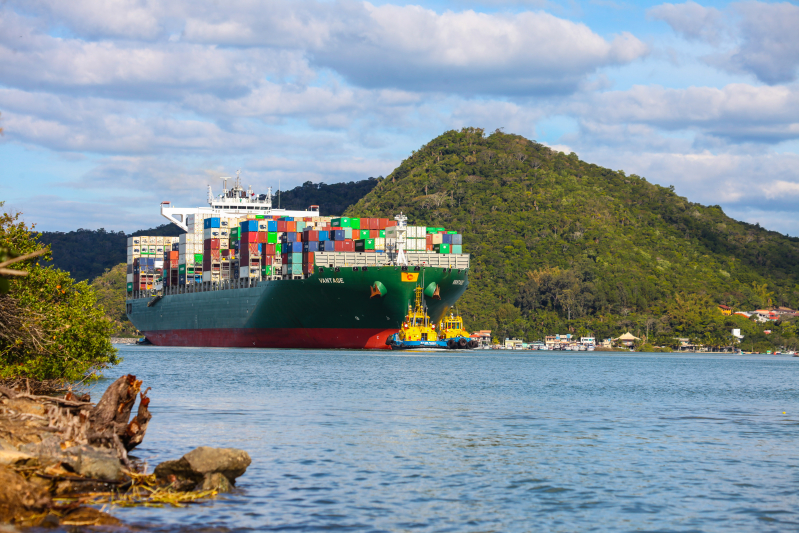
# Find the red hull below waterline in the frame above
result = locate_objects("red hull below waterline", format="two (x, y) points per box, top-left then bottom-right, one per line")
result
(144, 328), (399, 349)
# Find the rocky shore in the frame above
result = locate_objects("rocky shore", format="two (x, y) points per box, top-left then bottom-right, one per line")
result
(0, 375), (250, 528)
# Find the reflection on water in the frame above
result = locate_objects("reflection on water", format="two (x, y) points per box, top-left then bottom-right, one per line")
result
(93, 347), (799, 532)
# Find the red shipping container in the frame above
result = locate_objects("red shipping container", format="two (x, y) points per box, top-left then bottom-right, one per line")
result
(264, 244), (276, 256)
(378, 218), (388, 230)
(426, 235), (433, 246)
(222, 249), (230, 258)
(387, 220), (397, 227)
(204, 239), (220, 250)
(305, 230), (318, 241)
(281, 253), (288, 264)
(256, 232), (267, 243)
(426, 244), (434, 252)
(369, 229), (379, 238)
(211, 250), (221, 261)
(245, 232), (257, 243)
(342, 239), (354, 252)
(333, 240), (344, 252)
(287, 221), (297, 232)
(277, 221), (287, 232)
(262, 256), (273, 266)
(303, 252), (315, 264)
(247, 243), (259, 255)
(168, 251), (179, 261)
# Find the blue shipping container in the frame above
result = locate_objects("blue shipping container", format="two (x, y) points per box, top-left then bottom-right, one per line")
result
(333, 229), (345, 240)
(452, 234), (463, 245)
(204, 217), (221, 229)
(442, 234), (452, 244)
(267, 220), (277, 232)
(240, 220), (258, 233)
(318, 230), (329, 241)
(285, 241), (303, 253)
(303, 241), (320, 252)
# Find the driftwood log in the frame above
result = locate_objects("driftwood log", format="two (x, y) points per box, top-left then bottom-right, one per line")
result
(0, 374), (150, 464)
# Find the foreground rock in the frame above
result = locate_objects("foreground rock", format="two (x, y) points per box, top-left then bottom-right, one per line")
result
(155, 447), (252, 493)
(0, 375), (251, 526)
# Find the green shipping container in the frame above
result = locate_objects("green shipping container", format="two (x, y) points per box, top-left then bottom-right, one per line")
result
(231, 227), (239, 238)
(194, 253), (204, 263)
(447, 231), (457, 234)
(261, 265), (272, 276)
(178, 264), (186, 274)
(296, 222), (306, 232)
(332, 217), (351, 228)
(365, 238), (375, 250)
(187, 268), (194, 275)
(127, 282), (133, 292)
(267, 232), (277, 244)
(350, 218), (361, 230)
(275, 243), (282, 255)
(360, 229), (370, 239)
(344, 227), (353, 239)
(255, 215), (265, 219)
(379, 230), (385, 238)
(451, 244), (462, 254)
(434, 243), (451, 254)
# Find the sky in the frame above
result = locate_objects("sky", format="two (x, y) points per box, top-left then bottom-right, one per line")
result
(1, 0), (798, 235)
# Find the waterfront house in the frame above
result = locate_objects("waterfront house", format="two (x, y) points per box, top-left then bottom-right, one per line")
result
(504, 338), (525, 350)
(470, 330), (492, 348)
(614, 332), (640, 348)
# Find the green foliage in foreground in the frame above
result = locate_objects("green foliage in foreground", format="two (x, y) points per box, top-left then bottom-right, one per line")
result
(0, 206), (119, 382)
(347, 128), (799, 349)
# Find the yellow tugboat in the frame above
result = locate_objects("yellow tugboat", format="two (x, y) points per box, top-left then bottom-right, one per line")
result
(438, 312), (476, 349)
(385, 287), (477, 350)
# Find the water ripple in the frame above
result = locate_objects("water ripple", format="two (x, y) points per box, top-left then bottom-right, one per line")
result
(94, 348), (799, 532)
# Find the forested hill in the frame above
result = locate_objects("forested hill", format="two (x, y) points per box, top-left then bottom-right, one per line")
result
(276, 178), (379, 215)
(37, 178), (379, 282)
(346, 128), (799, 346)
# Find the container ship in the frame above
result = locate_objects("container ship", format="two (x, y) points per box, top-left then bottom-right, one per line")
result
(125, 174), (470, 349)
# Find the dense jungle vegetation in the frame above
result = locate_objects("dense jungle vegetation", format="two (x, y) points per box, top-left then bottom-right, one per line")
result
(347, 128), (799, 350)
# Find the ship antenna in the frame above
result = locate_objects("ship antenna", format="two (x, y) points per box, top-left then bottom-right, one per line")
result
(278, 179), (281, 209)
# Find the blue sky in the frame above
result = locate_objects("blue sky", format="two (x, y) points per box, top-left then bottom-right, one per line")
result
(1, 0), (798, 234)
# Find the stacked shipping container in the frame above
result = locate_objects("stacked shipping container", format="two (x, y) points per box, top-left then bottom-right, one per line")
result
(126, 216), (465, 294)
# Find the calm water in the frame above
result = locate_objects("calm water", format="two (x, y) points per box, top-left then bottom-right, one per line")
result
(92, 347), (799, 532)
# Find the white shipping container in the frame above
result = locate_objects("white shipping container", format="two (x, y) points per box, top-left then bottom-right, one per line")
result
(220, 229), (229, 238)
(148, 246), (156, 254)
(431, 233), (443, 245)
(258, 222), (269, 231)
(156, 246), (164, 254)
(220, 238), (229, 249)
(203, 228), (220, 240)
(179, 244), (187, 254)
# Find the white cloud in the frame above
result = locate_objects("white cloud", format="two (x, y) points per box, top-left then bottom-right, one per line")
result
(717, 1), (799, 85)
(647, 1), (723, 44)
(648, 1), (799, 85)
(569, 83), (799, 144)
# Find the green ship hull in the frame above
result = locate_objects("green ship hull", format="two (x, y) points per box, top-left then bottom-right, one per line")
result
(126, 266), (468, 349)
